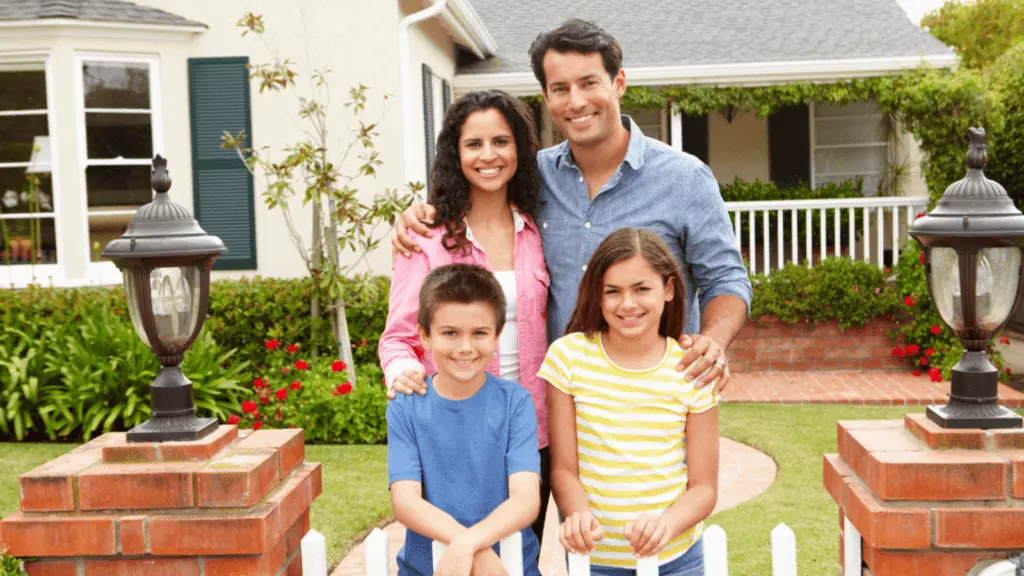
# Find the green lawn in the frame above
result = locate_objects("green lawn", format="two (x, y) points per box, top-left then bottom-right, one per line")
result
(2, 405), (1013, 574)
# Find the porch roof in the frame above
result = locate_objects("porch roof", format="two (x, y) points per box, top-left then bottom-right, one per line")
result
(0, 0), (205, 28)
(454, 0), (956, 94)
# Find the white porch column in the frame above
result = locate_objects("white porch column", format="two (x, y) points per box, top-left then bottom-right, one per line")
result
(670, 107), (683, 152)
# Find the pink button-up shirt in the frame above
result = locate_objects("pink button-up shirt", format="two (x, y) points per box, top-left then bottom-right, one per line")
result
(379, 209), (550, 449)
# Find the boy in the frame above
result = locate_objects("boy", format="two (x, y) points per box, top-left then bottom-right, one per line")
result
(387, 263), (542, 576)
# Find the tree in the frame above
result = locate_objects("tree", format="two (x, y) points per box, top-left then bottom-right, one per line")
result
(921, 0), (1024, 70)
(222, 13), (420, 384)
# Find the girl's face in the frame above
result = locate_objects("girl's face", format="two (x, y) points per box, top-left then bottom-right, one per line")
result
(459, 108), (518, 197)
(600, 255), (674, 340)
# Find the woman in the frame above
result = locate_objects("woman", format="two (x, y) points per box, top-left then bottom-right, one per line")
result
(378, 89), (553, 542)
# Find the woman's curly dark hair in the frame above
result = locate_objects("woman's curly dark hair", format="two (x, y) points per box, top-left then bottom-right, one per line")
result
(428, 90), (541, 254)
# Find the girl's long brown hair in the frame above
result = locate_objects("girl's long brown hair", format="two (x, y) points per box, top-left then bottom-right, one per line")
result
(564, 228), (686, 340)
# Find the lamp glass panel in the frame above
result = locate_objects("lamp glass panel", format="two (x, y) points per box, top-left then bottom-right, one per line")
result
(149, 266), (201, 345)
(930, 247), (962, 330)
(124, 271), (151, 347)
(979, 247), (1022, 331)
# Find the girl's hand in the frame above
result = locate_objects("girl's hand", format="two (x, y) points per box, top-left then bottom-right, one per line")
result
(435, 540), (474, 576)
(559, 511), (605, 554)
(624, 513), (674, 558)
(471, 548), (509, 576)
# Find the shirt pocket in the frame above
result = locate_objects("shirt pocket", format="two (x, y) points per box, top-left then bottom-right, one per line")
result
(538, 218), (570, 272)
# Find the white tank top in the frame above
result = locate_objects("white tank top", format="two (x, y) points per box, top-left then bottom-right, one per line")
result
(492, 270), (520, 381)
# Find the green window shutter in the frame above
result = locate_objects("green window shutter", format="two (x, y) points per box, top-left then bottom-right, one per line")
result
(188, 56), (257, 271)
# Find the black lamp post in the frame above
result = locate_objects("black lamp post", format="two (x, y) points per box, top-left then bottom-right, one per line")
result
(910, 128), (1024, 429)
(102, 155), (227, 442)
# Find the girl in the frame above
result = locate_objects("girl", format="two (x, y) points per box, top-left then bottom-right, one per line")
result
(379, 90), (554, 542)
(539, 228), (720, 576)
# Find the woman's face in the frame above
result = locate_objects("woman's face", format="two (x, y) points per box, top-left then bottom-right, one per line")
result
(459, 108), (518, 197)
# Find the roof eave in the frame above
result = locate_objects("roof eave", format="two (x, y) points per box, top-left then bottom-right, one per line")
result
(0, 17), (207, 34)
(438, 0), (497, 59)
(453, 53), (959, 97)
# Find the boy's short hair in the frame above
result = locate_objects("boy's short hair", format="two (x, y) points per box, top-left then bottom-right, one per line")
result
(418, 264), (507, 334)
(528, 18), (624, 91)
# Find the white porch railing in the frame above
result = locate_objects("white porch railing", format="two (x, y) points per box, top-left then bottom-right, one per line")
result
(724, 195), (930, 275)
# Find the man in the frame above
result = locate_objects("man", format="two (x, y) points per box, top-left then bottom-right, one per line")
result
(392, 18), (752, 394)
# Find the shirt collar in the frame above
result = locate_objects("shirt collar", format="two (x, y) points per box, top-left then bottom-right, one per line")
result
(464, 207), (527, 243)
(554, 114), (647, 171)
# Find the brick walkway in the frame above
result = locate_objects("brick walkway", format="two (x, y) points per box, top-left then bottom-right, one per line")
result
(330, 438), (777, 576)
(722, 371), (1024, 407)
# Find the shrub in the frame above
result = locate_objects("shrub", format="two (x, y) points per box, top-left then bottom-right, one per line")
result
(0, 550), (27, 576)
(228, 341), (387, 445)
(890, 239), (1009, 383)
(989, 42), (1024, 210)
(748, 256), (901, 329)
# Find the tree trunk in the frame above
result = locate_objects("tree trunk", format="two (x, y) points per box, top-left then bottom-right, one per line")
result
(326, 201), (357, 385)
(310, 199), (323, 354)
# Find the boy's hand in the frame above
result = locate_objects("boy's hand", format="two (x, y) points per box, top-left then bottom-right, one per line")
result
(472, 547), (509, 576)
(624, 513), (673, 558)
(559, 511), (605, 554)
(435, 540), (474, 576)
(391, 203), (437, 258)
(386, 369), (427, 399)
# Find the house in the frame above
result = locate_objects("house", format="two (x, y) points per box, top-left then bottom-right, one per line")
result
(455, 0), (956, 199)
(0, 0), (956, 290)
(0, 0), (493, 289)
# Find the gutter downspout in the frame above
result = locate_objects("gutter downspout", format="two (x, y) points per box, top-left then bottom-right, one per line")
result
(399, 0), (447, 189)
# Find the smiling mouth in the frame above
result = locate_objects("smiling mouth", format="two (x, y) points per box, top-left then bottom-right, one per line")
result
(618, 312), (646, 323)
(569, 113), (595, 125)
(452, 359), (479, 367)
(476, 167), (502, 176)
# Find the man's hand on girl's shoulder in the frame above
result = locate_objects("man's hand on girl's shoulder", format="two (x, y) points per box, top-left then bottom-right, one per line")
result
(677, 334), (730, 395)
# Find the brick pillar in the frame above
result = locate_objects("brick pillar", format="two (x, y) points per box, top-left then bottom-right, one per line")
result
(824, 415), (1024, 576)
(0, 426), (322, 576)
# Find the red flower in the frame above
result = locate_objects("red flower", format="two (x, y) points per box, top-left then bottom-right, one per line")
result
(920, 252), (925, 265)
(281, 367), (290, 375)
(916, 212), (926, 220)
(1001, 337), (1011, 345)
(360, 339), (368, 347)
(265, 339), (280, 350)
(904, 296), (916, 307)
(253, 377), (266, 389)
(925, 348), (935, 357)
(930, 325), (942, 336)
(253, 421), (263, 430)
(287, 344), (300, 353)
(919, 356), (929, 366)
(295, 360), (310, 370)
(905, 344), (920, 356)
(332, 389), (340, 396)
(929, 367), (942, 382)
(260, 396), (270, 405)
(891, 347), (906, 358)
(1009, 368), (1014, 376)
(227, 415), (240, 425)
(242, 400), (258, 414)
(275, 388), (288, 401)
(289, 380), (302, 391)
(337, 382), (353, 396)
(331, 360), (347, 373)
(912, 370), (922, 377)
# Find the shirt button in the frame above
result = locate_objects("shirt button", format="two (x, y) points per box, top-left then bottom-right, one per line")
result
(578, 177), (584, 183)
(582, 264), (588, 272)
(584, 222), (591, 229)
(543, 222), (548, 229)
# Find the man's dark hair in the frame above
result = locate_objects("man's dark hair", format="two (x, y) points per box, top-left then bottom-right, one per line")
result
(418, 264), (507, 335)
(528, 18), (623, 91)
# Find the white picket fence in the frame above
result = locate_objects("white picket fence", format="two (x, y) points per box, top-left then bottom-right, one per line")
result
(360, 522), (806, 576)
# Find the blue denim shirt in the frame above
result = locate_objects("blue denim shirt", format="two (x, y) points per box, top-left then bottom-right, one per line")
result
(537, 115), (752, 343)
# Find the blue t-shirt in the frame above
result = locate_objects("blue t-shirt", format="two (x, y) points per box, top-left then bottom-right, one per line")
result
(387, 373), (542, 576)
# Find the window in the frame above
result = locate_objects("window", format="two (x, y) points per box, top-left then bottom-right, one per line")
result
(811, 101), (887, 195)
(0, 57), (57, 268)
(768, 104), (810, 189)
(76, 54), (162, 264)
(422, 64), (450, 191)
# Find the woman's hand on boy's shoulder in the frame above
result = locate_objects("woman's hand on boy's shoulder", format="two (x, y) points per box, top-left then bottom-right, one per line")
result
(387, 369), (428, 400)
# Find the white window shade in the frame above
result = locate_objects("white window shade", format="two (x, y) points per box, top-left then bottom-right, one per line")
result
(812, 101), (887, 195)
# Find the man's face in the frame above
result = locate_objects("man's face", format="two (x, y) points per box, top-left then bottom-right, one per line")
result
(542, 50), (626, 149)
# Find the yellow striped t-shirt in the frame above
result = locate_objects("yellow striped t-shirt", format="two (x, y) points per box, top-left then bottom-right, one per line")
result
(538, 332), (719, 568)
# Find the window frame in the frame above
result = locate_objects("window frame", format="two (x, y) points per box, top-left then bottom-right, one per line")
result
(810, 100), (888, 195)
(0, 51), (63, 286)
(73, 52), (163, 282)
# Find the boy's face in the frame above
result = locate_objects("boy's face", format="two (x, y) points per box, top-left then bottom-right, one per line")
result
(419, 301), (499, 385)
(541, 49), (626, 149)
